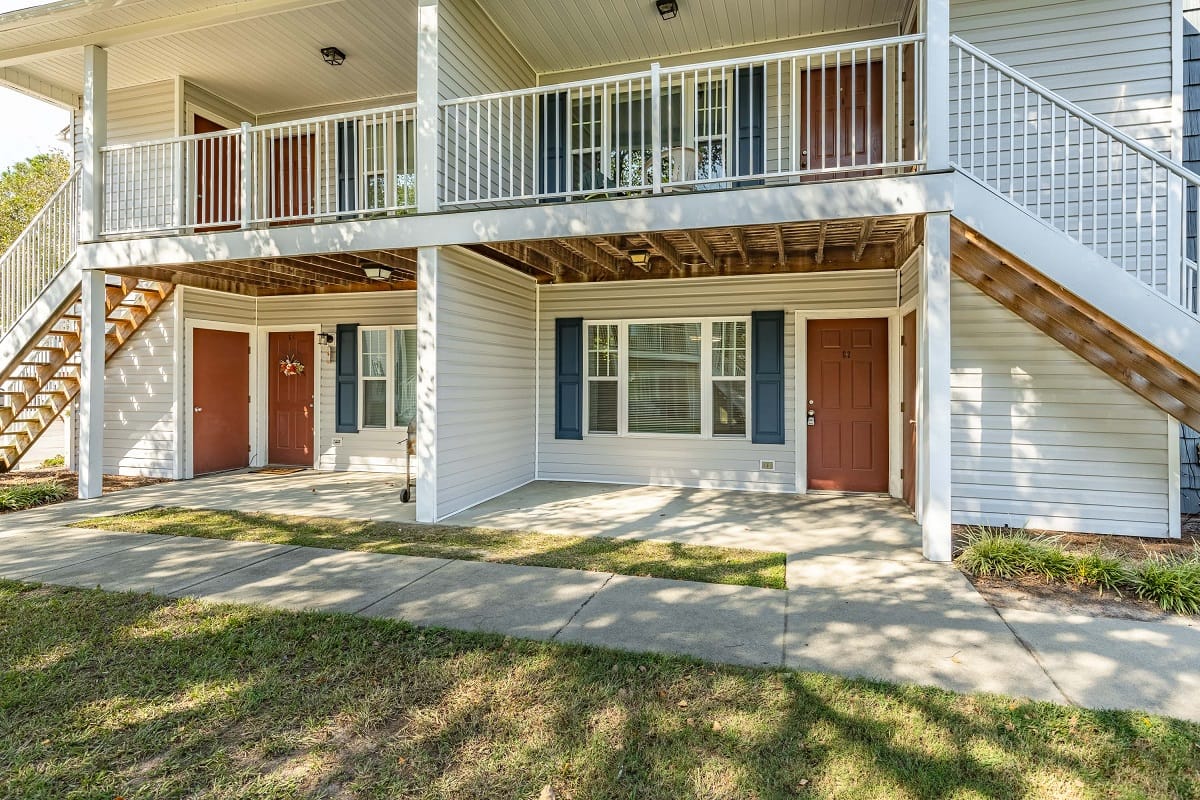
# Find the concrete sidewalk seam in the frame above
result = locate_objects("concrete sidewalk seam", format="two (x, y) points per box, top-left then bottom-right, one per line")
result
(780, 588), (790, 668)
(551, 572), (616, 641)
(989, 604), (1076, 707)
(14, 536), (165, 580)
(353, 558), (455, 615)
(168, 545), (304, 596)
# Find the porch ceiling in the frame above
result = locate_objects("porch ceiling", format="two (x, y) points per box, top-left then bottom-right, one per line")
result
(114, 248), (418, 296)
(477, 0), (906, 76)
(474, 216), (920, 284)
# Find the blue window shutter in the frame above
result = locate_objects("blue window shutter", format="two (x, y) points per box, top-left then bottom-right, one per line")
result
(538, 92), (568, 198)
(751, 310), (785, 444)
(555, 317), (583, 439)
(734, 65), (766, 186)
(336, 121), (358, 213)
(335, 323), (359, 433)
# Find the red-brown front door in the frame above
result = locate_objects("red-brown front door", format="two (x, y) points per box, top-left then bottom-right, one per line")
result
(798, 62), (884, 176)
(193, 328), (250, 475)
(901, 311), (917, 508)
(267, 331), (315, 466)
(807, 318), (889, 492)
(194, 115), (240, 231)
(270, 134), (315, 224)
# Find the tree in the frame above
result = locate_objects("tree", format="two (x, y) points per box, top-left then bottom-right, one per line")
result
(0, 152), (71, 257)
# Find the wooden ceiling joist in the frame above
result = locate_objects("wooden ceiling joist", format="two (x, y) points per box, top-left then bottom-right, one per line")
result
(640, 231), (685, 274)
(684, 230), (718, 272)
(815, 221), (828, 265)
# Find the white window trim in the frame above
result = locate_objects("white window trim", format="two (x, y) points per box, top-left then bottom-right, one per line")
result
(584, 316), (751, 440)
(358, 324), (416, 431)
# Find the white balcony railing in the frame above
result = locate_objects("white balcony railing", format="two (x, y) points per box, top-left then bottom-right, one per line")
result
(0, 167), (79, 333)
(440, 34), (925, 207)
(101, 103), (417, 236)
(950, 36), (1200, 315)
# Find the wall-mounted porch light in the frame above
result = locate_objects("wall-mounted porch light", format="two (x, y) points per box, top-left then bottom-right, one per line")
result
(321, 46), (347, 66)
(363, 264), (392, 281)
(656, 0), (679, 20)
(628, 249), (651, 267)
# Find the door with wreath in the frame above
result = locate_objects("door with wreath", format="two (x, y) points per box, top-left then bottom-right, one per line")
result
(268, 331), (315, 466)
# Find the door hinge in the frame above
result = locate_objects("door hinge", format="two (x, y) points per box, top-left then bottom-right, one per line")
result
(900, 401), (905, 413)
(248, 443), (251, 453)
(900, 468), (904, 479)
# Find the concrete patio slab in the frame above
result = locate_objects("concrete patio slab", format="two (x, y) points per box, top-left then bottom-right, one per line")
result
(363, 559), (611, 640)
(997, 608), (1200, 718)
(0, 527), (163, 579)
(176, 547), (450, 614)
(28, 535), (298, 595)
(556, 574), (787, 667)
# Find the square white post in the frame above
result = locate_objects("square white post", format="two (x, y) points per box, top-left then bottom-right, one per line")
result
(415, 246), (438, 521)
(79, 44), (107, 242)
(416, 0), (439, 213)
(921, 0), (950, 171)
(919, 212), (952, 561)
(78, 270), (107, 499)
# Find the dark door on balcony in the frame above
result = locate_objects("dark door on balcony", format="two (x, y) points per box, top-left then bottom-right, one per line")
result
(267, 331), (315, 466)
(271, 134), (315, 224)
(193, 328), (250, 475)
(194, 115), (240, 231)
(798, 62), (884, 176)
(806, 318), (889, 492)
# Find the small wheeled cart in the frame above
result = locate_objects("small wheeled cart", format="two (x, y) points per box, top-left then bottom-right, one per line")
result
(398, 418), (415, 503)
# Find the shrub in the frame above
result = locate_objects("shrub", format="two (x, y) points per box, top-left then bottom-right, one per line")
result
(1023, 541), (1077, 581)
(39, 454), (65, 468)
(1129, 555), (1200, 615)
(0, 480), (71, 511)
(955, 527), (1039, 578)
(1071, 551), (1130, 595)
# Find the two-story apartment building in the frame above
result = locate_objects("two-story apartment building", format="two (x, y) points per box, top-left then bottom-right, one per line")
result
(0, 0), (1196, 561)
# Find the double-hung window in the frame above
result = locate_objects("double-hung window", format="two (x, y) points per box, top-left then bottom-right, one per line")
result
(359, 326), (417, 429)
(584, 318), (748, 438)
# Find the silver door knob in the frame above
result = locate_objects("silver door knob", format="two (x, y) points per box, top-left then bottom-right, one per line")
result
(194, 406), (202, 412)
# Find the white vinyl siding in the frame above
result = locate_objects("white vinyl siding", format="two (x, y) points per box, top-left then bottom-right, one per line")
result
(538, 270), (897, 492)
(433, 247), (538, 518)
(950, 277), (1172, 537)
(72, 80), (176, 162)
(103, 292), (177, 478)
(898, 250), (920, 306)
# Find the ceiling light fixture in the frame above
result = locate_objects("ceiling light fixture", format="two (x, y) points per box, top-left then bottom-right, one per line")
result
(321, 46), (347, 66)
(628, 249), (651, 267)
(363, 264), (392, 281)
(656, 0), (679, 20)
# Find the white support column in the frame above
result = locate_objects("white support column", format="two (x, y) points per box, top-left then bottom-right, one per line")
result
(78, 270), (106, 499)
(415, 246), (439, 521)
(918, 212), (952, 561)
(921, 0), (950, 171)
(79, 44), (107, 242)
(416, 0), (439, 214)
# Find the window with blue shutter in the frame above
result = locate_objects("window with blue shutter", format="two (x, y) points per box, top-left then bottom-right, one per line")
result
(751, 310), (785, 444)
(335, 323), (359, 433)
(555, 317), (583, 439)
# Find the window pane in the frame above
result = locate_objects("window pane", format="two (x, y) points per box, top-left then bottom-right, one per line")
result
(627, 322), (701, 435)
(394, 329), (417, 427)
(713, 320), (747, 377)
(361, 329), (387, 377)
(588, 380), (617, 434)
(713, 380), (747, 436)
(362, 380), (386, 428)
(587, 323), (619, 378)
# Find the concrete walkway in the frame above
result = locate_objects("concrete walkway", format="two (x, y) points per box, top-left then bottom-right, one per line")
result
(0, 471), (1197, 722)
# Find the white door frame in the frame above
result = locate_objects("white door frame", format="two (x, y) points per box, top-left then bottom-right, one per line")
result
(255, 324), (322, 469)
(794, 307), (904, 497)
(184, 319), (259, 479)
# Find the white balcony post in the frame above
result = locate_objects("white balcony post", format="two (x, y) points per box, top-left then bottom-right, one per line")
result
(415, 246), (439, 521)
(79, 44), (107, 242)
(239, 121), (253, 228)
(416, 0), (440, 213)
(650, 61), (663, 193)
(78, 270), (106, 500)
(921, 0), (950, 170)
(918, 212), (952, 561)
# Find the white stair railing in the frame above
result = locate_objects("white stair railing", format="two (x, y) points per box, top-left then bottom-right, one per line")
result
(950, 36), (1199, 316)
(0, 167), (80, 334)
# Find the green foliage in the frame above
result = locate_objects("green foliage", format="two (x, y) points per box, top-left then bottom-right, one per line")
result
(39, 454), (65, 468)
(0, 152), (71, 255)
(1130, 556), (1200, 615)
(955, 527), (1041, 578)
(0, 479), (70, 511)
(1024, 541), (1077, 581)
(1071, 552), (1131, 595)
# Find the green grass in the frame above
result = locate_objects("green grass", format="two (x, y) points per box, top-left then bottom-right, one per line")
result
(0, 479), (70, 511)
(957, 527), (1200, 614)
(73, 506), (787, 590)
(1, 581), (1197, 799)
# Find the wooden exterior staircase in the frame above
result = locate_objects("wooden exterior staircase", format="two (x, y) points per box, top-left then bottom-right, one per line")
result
(0, 276), (173, 471)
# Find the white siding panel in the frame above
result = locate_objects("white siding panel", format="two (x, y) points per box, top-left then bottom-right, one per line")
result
(538, 270), (897, 491)
(183, 287), (257, 326)
(434, 248), (538, 518)
(950, 277), (1171, 537)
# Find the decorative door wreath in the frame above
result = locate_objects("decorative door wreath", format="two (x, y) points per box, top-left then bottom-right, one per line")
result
(279, 354), (306, 376)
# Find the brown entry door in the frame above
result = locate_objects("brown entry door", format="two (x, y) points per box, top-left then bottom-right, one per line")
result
(901, 311), (917, 508)
(807, 318), (889, 492)
(271, 134), (315, 224)
(267, 331), (315, 466)
(798, 62), (884, 176)
(193, 328), (250, 475)
(194, 115), (240, 231)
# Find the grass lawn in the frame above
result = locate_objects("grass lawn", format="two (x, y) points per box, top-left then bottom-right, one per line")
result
(73, 506), (787, 589)
(2, 581), (1197, 799)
